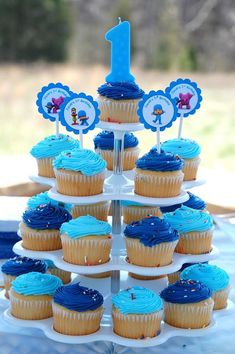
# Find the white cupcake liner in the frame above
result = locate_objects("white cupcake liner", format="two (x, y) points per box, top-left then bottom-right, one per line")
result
(48, 268), (71, 284)
(176, 229), (213, 254)
(96, 148), (140, 171)
(72, 201), (110, 221)
(37, 157), (55, 177)
(212, 285), (231, 309)
(122, 205), (162, 224)
(97, 97), (140, 123)
(3, 274), (16, 298)
(183, 157), (201, 181)
(52, 302), (104, 320)
(167, 271), (180, 284)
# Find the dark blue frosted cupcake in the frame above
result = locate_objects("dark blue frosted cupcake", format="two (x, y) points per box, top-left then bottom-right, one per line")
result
(94, 131), (139, 170)
(135, 148), (184, 197)
(160, 279), (214, 329)
(19, 203), (72, 251)
(161, 192), (206, 213)
(52, 283), (104, 335)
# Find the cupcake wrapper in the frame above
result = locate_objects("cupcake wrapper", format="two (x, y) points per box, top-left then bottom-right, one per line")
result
(175, 229), (213, 254)
(128, 273), (166, 280)
(112, 307), (163, 339)
(52, 303), (103, 335)
(97, 97), (140, 124)
(123, 205), (162, 224)
(20, 223), (61, 251)
(3, 274), (16, 299)
(72, 201), (110, 221)
(212, 285), (231, 310)
(167, 271), (180, 284)
(10, 290), (53, 320)
(125, 238), (178, 267)
(83, 272), (111, 278)
(48, 268), (71, 284)
(183, 157), (201, 181)
(134, 169), (184, 198)
(54, 169), (105, 196)
(163, 298), (214, 329)
(61, 234), (112, 265)
(96, 148), (140, 171)
(37, 157), (55, 178)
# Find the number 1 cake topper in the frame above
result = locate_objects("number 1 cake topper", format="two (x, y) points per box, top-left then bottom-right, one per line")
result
(166, 78), (202, 138)
(137, 90), (178, 153)
(59, 92), (100, 148)
(36, 82), (73, 138)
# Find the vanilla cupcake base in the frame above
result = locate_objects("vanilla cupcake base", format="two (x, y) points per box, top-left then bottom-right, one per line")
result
(37, 157), (55, 178)
(112, 307), (163, 339)
(3, 274), (16, 299)
(48, 268), (71, 284)
(134, 169), (184, 198)
(212, 285), (231, 310)
(123, 205), (162, 224)
(96, 147), (140, 171)
(129, 273), (166, 281)
(183, 157), (201, 181)
(72, 201), (110, 221)
(175, 229), (213, 254)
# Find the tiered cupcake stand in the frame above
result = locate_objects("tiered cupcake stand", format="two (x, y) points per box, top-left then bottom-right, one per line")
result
(1, 122), (234, 348)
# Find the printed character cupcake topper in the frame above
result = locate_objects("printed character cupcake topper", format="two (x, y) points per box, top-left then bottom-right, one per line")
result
(166, 78), (202, 138)
(36, 83), (73, 138)
(59, 93), (100, 148)
(137, 90), (178, 153)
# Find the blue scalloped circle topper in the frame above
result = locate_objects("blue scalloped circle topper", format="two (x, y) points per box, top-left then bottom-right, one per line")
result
(59, 93), (100, 135)
(36, 82), (73, 122)
(137, 90), (178, 132)
(166, 78), (202, 117)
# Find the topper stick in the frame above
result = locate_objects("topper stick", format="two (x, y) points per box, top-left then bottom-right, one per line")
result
(55, 115), (60, 138)
(79, 130), (83, 149)
(156, 127), (161, 153)
(178, 113), (184, 139)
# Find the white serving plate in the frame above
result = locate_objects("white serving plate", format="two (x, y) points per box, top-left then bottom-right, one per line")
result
(0, 290), (8, 307)
(29, 175), (55, 187)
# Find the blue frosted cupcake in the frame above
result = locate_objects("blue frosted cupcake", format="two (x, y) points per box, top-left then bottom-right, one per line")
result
(161, 191), (206, 213)
(53, 149), (106, 196)
(30, 134), (80, 177)
(112, 286), (163, 339)
(60, 215), (112, 265)
(97, 82), (144, 123)
(52, 283), (104, 335)
(161, 138), (201, 181)
(122, 200), (162, 225)
(10, 272), (62, 320)
(180, 263), (231, 309)
(160, 280), (214, 329)
(1, 256), (47, 298)
(164, 205), (213, 254)
(94, 131), (140, 170)
(124, 216), (179, 267)
(135, 148), (184, 197)
(45, 260), (71, 285)
(20, 203), (72, 251)
(167, 262), (208, 284)
(27, 191), (72, 212)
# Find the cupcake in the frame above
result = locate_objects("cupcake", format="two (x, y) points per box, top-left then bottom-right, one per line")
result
(30, 134), (80, 178)
(53, 283), (104, 335)
(94, 131), (140, 170)
(20, 204), (72, 251)
(122, 201), (162, 224)
(45, 260), (71, 285)
(164, 206), (213, 254)
(124, 216), (179, 267)
(161, 192), (206, 213)
(134, 148), (184, 198)
(97, 82), (144, 124)
(160, 280), (214, 329)
(112, 286), (163, 339)
(10, 272), (62, 320)
(161, 138), (201, 181)
(28, 191), (72, 212)
(53, 149), (106, 196)
(1, 256), (47, 298)
(167, 262), (207, 284)
(60, 215), (112, 265)
(72, 201), (110, 221)
(180, 263), (231, 310)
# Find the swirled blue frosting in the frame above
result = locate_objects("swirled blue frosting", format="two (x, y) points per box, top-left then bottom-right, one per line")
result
(136, 148), (184, 172)
(124, 216), (179, 247)
(28, 192), (72, 212)
(30, 134), (80, 159)
(164, 205), (213, 234)
(94, 131), (139, 150)
(179, 262), (208, 272)
(1, 256), (47, 276)
(53, 149), (106, 176)
(160, 279), (211, 304)
(180, 263), (230, 292)
(161, 138), (201, 159)
(112, 286), (163, 315)
(53, 283), (103, 312)
(12, 272), (62, 296)
(98, 82), (144, 100)
(22, 203), (72, 230)
(161, 192), (206, 213)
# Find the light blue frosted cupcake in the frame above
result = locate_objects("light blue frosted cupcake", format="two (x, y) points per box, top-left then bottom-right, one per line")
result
(60, 215), (112, 265)
(10, 272), (62, 320)
(27, 191), (72, 212)
(180, 263), (231, 309)
(161, 138), (201, 181)
(112, 286), (163, 339)
(122, 200), (162, 224)
(30, 134), (80, 177)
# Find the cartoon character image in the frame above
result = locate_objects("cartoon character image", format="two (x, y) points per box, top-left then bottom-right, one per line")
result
(152, 104), (165, 124)
(51, 96), (65, 113)
(71, 107), (78, 125)
(78, 110), (89, 126)
(177, 92), (193, 110)
(45, 102), (54, 113)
